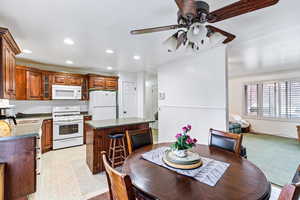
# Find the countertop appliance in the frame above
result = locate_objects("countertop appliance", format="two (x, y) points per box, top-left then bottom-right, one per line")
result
(52, 106), (83, 149)
(89, 91), (117, 120)
(52, 85), (82, 100)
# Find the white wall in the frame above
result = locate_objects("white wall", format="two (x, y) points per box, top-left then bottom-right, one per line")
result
(229, 69), (300, 139)
(10, 100), (88, 114)
(158, 46), (228, 144)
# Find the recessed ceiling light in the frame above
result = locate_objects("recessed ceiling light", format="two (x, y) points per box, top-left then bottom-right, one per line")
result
(66, 60), (73, 64)
(107, 66), (113, 70)
(22, 49), (32, 54)
(133, 55), (141, 60)
(64, 38), (74, 45)
(106, 49), (114, 54)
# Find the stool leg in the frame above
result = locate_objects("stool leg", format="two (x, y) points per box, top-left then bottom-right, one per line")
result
(108, 139), (112, 160)
(121, 137), (127, 159)
(111, 139), (116, 168)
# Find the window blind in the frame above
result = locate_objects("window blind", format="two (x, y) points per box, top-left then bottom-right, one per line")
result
(245, 84), (258, 116)
(262, 82), (276, 117)
(244, 79), (300, 120)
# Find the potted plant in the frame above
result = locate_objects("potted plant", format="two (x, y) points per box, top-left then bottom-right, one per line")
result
(171, 125), (197, 158)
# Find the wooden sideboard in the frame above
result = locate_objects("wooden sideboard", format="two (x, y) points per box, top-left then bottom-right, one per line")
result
(86, 122), (149, 174)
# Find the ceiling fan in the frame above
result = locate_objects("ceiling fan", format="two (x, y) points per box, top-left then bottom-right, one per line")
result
(130, 0), (279, 53)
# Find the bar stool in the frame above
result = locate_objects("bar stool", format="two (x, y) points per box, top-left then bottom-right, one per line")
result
(108, 132), (127, 168)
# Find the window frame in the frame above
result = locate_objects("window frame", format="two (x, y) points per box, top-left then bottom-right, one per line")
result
(243, 78), (300, 122)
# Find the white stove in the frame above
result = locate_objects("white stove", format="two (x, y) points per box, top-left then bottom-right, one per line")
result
(52, 106), (83, 149)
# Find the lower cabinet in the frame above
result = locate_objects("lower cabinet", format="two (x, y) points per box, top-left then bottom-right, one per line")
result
(84, 116), (92, 144)
(42, 119), (53, 153)
(0, 136), (36, 200)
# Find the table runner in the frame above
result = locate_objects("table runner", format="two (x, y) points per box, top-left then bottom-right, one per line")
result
(141, 147), (230, 187)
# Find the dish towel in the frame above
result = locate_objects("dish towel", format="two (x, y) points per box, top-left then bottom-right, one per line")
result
(142, 147), (230, 187)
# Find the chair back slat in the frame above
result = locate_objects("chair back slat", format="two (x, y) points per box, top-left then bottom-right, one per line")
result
(126, 128), (153, 154)
(209, 129), (243, 155)
(102, 152), (135, 200)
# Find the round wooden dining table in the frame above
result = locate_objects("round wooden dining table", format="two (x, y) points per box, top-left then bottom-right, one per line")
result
(123, 143), (271, 200)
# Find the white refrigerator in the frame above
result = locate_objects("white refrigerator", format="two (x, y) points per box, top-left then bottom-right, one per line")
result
(89, 91), (117, 120)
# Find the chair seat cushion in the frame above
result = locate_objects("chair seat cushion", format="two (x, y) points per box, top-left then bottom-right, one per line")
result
(108, 133), (124, 139)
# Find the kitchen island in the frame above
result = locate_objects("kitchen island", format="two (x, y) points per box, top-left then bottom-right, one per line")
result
(85, 118), (154, 174)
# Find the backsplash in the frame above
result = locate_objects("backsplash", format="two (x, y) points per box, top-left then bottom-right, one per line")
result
(9, 100), (89, 114)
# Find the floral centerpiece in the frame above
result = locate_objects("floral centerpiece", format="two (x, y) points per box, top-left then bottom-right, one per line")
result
(171, 124), (197, 158)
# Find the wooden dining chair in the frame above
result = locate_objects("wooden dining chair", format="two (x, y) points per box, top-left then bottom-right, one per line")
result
(102, 151), (136, 200)
(209, 128), (243, 156)
(278, 165), (300, 200)
(125, 128), (153, 154)
(278, 183), (300, 200)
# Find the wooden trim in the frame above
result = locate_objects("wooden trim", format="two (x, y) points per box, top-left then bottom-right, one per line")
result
(0, 163), (5, 200)
(209, 128), (243, 155)
(88, 74), (119, 80)
(0, 27), (21, 54)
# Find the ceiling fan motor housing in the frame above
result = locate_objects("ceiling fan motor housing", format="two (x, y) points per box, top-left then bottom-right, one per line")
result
(196, 1), (210, 14)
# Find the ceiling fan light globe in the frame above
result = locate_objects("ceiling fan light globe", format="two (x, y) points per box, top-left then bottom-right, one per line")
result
(209, 32), (226, 45)
(163, 34), (178, 52)
(187, 23), (207, 44)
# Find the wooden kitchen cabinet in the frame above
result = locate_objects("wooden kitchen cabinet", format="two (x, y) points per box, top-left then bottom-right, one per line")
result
(82, 76), (89, 100)
(16, 66), (44, 100)
(42, 119), (53, 153)
(53, 74), (68, 85)
(83, 115), (92, 144)
(0, 27), (21, 99)
(53, 73), (83, 86)
(42, 72), (53, 100)
(26, 70), (43, 100)
(88, 74), (118, 91)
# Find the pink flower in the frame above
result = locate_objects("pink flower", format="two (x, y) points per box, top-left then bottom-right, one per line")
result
(175, 133), (182, 139)
(187, 124), (192, 130)
(186, 137), (193, 144)
(182, 127), (188, 133)
(193, 138), (198, 143)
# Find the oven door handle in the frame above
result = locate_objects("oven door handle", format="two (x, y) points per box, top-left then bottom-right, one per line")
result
(53, 120), (83, 125)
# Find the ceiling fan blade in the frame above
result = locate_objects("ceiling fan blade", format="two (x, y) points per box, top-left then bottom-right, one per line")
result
(206, 25), (236, 44)
(175, 0), (197, 18)
(207, 0), (279, 23)
(130, 25), (184, 35)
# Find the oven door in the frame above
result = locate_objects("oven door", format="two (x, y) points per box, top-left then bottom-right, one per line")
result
(53, 120), (83, 140)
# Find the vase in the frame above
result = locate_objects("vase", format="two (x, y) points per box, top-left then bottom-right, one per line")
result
(173, 149), (188, 158)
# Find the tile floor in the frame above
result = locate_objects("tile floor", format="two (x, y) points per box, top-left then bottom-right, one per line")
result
(29, 144), (282, 200)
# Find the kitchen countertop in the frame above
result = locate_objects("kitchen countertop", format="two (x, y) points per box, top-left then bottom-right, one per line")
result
(86, 118), (155, 129)
(15, 112), (91, 120)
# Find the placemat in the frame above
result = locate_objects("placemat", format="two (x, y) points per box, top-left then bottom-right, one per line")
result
(142, 147), (230, 186)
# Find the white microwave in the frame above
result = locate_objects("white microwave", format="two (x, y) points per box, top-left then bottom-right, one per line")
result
(52, 85), (82, 100)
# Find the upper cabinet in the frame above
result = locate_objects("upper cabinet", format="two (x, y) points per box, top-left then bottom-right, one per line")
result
(0, 27), (21, 99)
(16, 66), (44, 100)
(42, 72), (53, 100)
(15, 65), (118, 100)
(88, 74), (118, 91)
(26, 70), (43, 100)
(53, 73), (83, 86)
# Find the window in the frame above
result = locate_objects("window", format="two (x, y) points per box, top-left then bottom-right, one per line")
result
(245, 84), (258, 116)
(244, 79), (300, 120)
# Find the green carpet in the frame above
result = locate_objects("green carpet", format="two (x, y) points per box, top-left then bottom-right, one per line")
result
(243, 133), (300, 186)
